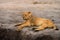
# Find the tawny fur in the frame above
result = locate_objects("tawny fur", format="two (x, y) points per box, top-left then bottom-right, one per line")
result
(16, 12), (57, 31)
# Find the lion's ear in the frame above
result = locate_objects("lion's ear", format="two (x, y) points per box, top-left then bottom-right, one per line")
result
(28, 12), (32, 15)
(28, 12), (31, 13)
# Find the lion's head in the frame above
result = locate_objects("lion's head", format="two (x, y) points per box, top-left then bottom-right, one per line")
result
(22, 12), (32, 20)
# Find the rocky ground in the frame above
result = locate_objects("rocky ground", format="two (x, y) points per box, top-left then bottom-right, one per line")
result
(0, 0), (60, 40)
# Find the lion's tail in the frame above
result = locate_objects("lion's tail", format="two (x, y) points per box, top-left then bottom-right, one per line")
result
(53, 25), (59, 30)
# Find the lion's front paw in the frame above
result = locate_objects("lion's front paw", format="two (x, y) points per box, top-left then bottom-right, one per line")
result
(16, 28), (21, 31)
(16, 27), (23, 31)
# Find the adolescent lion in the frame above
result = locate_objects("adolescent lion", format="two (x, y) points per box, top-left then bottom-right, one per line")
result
(15, 12), (58, 31)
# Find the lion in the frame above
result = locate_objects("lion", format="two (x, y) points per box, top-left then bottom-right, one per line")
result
(15, 12), (58, 31)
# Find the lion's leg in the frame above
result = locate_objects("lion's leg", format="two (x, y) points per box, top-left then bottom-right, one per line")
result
(34, 23), (48, 31)
(34, 26), (45, 31)
(51, 24), (57, 30)
(47, 22), (57, 30)
(15, 23), (22, 26)
(16, 21), (30, 31)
